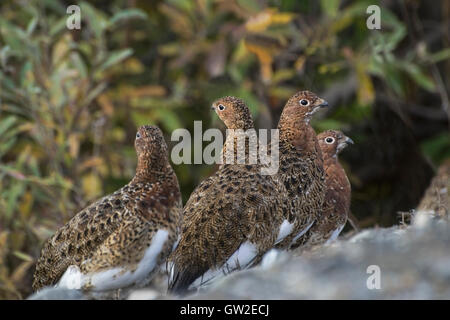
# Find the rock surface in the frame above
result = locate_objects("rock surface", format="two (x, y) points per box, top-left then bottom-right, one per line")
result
(28, 211), (450, 300)
(28, 287), (86, 300)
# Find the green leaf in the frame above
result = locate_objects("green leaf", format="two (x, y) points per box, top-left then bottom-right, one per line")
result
(320, 0), (340, 18)
(377, 61), (405, 97)
(12, 251), (33, 262)
(80, 1), (109, 39)
(429, 48), (450, 64)
(82, 82), (108, 107)
(0, 137), (17, 159)
(49, 17), (68, 37)
(19, 60), (32, 87)
(108, 9), (148, 28)
(0, 20), (29, 55)
(70, 50), (89, 79)
(6, 181), (25, 220)
(421, 133), (450, 164)
(153, 108), (183, 132)
(0, 116), (17, 137)
(401, 62), (436, 92)
(97, 48), (133, 73)
(236, 0), (262, 13)
(167, 0), (195, 12)
(26, 16), (38, 35)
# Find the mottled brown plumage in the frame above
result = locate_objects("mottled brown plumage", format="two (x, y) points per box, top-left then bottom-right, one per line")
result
(417, 159), (450, 218)
(299, 130), (353, 248)
(33, 125), (182, 292)
(168, 97), (287, 293)
(274, 91), (328, 250)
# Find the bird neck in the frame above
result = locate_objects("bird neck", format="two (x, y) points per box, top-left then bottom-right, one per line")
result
(277, 117), (319, 155)
(240, 118), (254, 131)
(132, 154), (173, 184)
(323, 154), (339, 168)
(221, 127), (258, 165)
(324, 159), (351, 197)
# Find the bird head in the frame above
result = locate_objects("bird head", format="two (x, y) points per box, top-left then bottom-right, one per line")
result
(211, 96), (254, 130)
(318, 130), (354, 158)
(134, 125), (168, 159)
(281, 90), (328, 123)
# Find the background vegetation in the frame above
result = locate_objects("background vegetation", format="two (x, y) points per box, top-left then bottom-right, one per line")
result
(0, 0), (448, 299)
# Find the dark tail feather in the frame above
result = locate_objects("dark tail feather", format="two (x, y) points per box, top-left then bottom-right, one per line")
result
(168, 264), (203, 295)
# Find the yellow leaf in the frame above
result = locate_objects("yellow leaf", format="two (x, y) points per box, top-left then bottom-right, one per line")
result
(19, 191), (33, 220)
(17, 122), (34, 133)
(9, 232), (25, 251)
(318, 61), (345, 74)
(68, 133), (80, 158)
(97, 94), (114, 116)
(272, 69), (295, 84)
(246, 8), (295, 32)
(111, 127), (126, 142)
(270, 12), (295, 25)
(294, 55), (306, 72)
(158, 43), (180, 57)
(0, 232), (8, 262)
(52, 33), (71, 65)
(245, 41), (273, 83)
(12, 251), (33, 262)
(111, 85), (167, 102)
(82, 173), (103, 199)
(78, 157), (105, 173)
(246, 10), (273, 32)
(159, 3), (193, 38)
(245, 35), (284, 84)
(356, 63), (375, 105)
(11, 260), (33, 284)
(330, 11), (354, 34)
(232, 40), (249, 63)
(123, 57), (145, 74)
(305, 40), (319, 55)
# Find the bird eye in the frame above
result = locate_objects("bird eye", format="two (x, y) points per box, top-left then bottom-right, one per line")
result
(325, 137), (334, 144)
(299, 99), (309, 106)
(218, 104), (225, 111)
(136, 132), (141, 138)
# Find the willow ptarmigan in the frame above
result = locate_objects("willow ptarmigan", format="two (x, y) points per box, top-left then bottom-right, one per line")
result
(32, 125), (182, 293)
(298, 130), (353, 249)
(417, 159), (450, 219)
(168, 97), (287, 294)
(273, 90), (328, 250)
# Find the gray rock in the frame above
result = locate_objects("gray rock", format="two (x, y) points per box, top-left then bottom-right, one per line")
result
(28, 287), (87, 300)
(28, 210), (450, 299)
(186, 211), (450, 299)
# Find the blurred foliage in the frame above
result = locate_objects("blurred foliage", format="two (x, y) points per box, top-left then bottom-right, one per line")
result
(0, 0), (449, 299)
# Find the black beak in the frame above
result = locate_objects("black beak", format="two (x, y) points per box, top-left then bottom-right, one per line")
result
(319, 100), (329, 108)
(345, 137), (354, 145)
(211, 105), (215, 110)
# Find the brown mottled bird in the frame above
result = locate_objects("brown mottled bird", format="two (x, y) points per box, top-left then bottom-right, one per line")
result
(299, 130), (353, 249)
(168, 96), (287, 294)
(417, 159), (450, 218)
(33, 125), (182, 293)
(273, 91), (328, 250)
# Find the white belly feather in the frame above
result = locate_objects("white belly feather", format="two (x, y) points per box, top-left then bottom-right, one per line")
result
(58, 229), (169, 292)
(189, 241), (258, 289)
